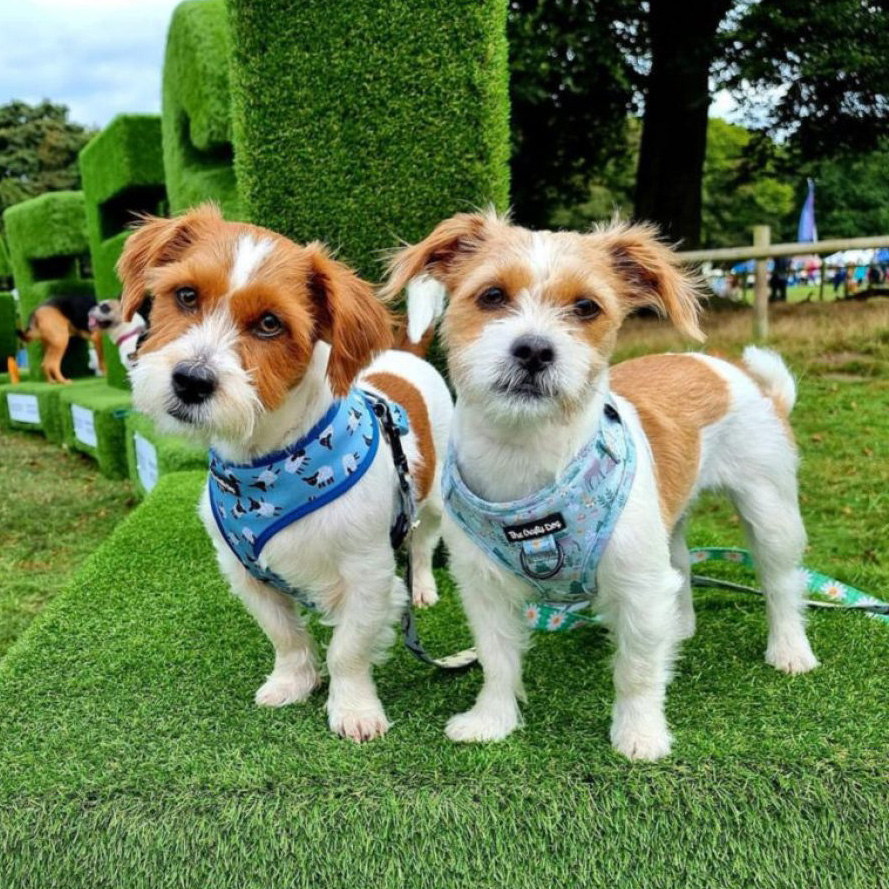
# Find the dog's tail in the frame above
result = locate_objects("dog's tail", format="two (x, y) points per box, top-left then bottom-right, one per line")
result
(742, 345), (797, 416)
(16, 316), (37, 343)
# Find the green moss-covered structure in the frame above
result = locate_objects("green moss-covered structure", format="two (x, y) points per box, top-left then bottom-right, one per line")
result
(227, 0), (510, 280)
(3, 192), (95, 380)
(0, 238), (13, 290)
(58, 385), (132, 478)
(0, 378), (105, 443)
(163, 0), (240, 217)
(125, 411), (207, 497)
(79, 114), (167, 391)
(0, 293), (18, 363)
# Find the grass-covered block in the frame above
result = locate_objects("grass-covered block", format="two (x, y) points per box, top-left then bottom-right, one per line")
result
(3, 192), (94, 380)
(163, 0), (240, 217)
(0, 377), (104, 443)
(0, 292), (18, 362)
(57, 385), (132, 478)
(227, 0), (510, 279)
(124, 410), (207, 497)
(0, 238), (12, 290)
(79, 114), (167, 298)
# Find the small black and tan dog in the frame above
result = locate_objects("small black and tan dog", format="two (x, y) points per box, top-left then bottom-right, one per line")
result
(17, 293), (100, 382)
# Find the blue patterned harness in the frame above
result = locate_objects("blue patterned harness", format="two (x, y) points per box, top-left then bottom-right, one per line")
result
(442, 401), (637, 603)
(208, 388), (407, 600)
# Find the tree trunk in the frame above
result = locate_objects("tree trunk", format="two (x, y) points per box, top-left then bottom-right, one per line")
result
(635, 0), (732, 248)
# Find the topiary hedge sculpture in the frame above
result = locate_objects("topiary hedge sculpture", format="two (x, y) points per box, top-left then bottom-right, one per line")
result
(163, 0), (241, 218)
(3, 191), (95, 380)
(0, 292), (18, 364)
(227, 0), (510, 280)
(58, 384), (132, 478)
(80, 114), (167, 390)
(0, 238), (13, 290)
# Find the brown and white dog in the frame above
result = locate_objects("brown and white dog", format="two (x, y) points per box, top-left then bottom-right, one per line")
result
(88, 299), (147, 373)
(116, 204), (452, 742)
(17, 292), (99, 383)
(384, 211), (818, 760)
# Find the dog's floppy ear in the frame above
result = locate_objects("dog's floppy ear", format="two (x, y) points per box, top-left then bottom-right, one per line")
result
(307, 244), (393, 397)
(594, 221), (704, 342)
(381, 210), (496, 344)
(116, 204), (222, 322)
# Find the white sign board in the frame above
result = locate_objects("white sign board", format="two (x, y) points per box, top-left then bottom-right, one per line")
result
(7, 393), (40, 425)
(71, 404), (98, 448)
(134, 432), (159, 492)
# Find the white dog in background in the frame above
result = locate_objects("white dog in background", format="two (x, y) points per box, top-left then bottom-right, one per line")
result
(116, 205), (452, 742)
(88, 298), (146, 372)
(384, 210), (818, 761)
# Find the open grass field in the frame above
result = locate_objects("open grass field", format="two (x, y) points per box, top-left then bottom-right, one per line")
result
(0, 431), (135, 658)
(1, 298), (887, 888)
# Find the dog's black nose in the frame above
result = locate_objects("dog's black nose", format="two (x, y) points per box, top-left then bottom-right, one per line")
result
(172, 362), (217, 405)
(511, 335), (555, 374)
(99, 303), (111, 314)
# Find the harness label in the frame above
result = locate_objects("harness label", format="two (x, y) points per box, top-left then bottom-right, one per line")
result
(503, 512), (566, 544)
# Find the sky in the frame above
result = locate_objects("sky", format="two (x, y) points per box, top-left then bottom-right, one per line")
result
(0, 0), (743, 131)
(1, 0), (181, 128)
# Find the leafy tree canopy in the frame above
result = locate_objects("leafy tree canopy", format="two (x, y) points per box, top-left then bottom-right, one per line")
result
(0, 100), (94, 237)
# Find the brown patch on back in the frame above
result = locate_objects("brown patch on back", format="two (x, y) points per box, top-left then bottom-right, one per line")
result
(363, 371), (435, 501)
(611, 354), (730, 526)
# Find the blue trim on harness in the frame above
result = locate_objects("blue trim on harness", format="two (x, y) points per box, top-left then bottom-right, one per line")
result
(208, 388), (406, 601)
(442, 399), (636, 603)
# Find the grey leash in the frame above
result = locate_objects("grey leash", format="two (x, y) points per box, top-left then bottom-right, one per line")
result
(366, 393), (478, 672)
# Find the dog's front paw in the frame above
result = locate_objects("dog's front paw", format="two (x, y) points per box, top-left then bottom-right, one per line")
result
(610, 705), (672, 761)
(766, 635), (819, 674)
(255, 668), (319, 707)
(445, 704), (519, 743)
(328, 702), (390, 743)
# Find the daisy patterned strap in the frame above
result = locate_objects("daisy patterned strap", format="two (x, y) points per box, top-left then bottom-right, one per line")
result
(689, 547), (889, 624)
(521, 547), (889, 634)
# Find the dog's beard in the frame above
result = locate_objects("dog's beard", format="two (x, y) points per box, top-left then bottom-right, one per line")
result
(130, 347), (263, 446)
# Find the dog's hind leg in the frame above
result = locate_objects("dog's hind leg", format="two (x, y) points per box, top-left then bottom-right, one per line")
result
(732, 480), (818, 674)
(669, 517), (696, 640)
(36, 307), (72, 383)
(410, 498), (442, 608)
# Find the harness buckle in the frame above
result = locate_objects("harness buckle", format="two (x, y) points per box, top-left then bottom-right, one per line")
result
(519, 536), (565, 580)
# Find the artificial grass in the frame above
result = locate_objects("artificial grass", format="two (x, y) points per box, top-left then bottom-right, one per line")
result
(227, 0), (510, 279)
(57, 384), (132, 479)
(0, 236), (12, 288)
(3, 191), (94, 379)
(0, 291), (17, 361)
(1, 359), (887, 885)
(162, 0), (241, 217)
(0, 377), (105, 443)
(124, 410), (207, 497)
(0, 428), (135, 658)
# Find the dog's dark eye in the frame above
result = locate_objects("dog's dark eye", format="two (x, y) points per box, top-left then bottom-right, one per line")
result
(255, 312), (284, 338)
(477, 286), (508, 310)
(175, 287), (198, 311)
(573, 298), (601, 320)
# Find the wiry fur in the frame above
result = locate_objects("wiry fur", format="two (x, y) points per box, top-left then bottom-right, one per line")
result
(118, 206), (453, 742)
(388, 213), (817, 761)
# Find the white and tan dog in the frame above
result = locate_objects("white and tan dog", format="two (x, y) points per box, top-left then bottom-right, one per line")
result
(88, 298), (147, 372)
(384, 211), (818, 761)
(117, 204), (452, 742)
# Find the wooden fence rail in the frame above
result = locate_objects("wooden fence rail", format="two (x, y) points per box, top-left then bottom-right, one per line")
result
(676, 228), (889, 340)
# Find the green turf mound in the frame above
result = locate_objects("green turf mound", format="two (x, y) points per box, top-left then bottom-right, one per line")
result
(227, 0), (509, 279)
(163, 0), (240, 218)
(3, 191), (94, 380)
(57, 385), (132, 478)
(80, 113), (167, 391)
(124, 411), (207, 497)
(0, 238), (12, 289)
(0, 377), (104, 443)
(0, 470), (885, 886)
(0, 292), (18, 362)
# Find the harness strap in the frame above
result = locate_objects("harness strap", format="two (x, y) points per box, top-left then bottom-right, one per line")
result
(365, 392), (478, 672)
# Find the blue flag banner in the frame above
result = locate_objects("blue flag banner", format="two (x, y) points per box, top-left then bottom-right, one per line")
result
(798, 178), (818, 243)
